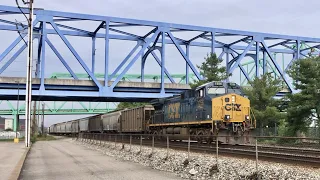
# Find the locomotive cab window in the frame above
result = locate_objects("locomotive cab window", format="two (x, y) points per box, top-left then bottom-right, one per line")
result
(198, 89), (204, 97)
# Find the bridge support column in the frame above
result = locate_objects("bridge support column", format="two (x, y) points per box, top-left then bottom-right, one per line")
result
(211, 31), (215, 54)
(296, 39), (300, 60)
(13, 112), (18, 132)
(104, 20), (110, 88)
(141, 44), (145, 82)
(99, 87), (110, 97)
(255, 41), (260, 77)
(186, 45), (189, 84)
(262, 51), (267, 75)
(36, 24), (42, 78)
(225, 50), (229, 83)
(160, 31), (165, 94)
(92, 36), (96, 74)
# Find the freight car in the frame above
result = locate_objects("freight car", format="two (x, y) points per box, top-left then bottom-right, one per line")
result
(49, 81), (255, 144)
(49, 106), (153, 134)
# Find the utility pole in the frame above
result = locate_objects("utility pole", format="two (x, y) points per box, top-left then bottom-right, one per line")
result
(25, 0), (34, 147)
(37, 101), (40, 133)
(41, 102), (44, 136)
(15, 81), (20, 139)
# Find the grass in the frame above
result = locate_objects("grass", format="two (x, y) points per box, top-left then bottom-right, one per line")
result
(36, 135), (56, 141)
(31, 134), (56, 143)
(0, 137), (24, 142)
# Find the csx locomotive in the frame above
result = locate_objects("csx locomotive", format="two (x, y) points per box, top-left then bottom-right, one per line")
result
(150, 81), (255, 144)
(49, 81), (255, 144)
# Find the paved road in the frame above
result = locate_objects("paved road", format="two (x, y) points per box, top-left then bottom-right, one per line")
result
(0, 142), (27, 180)
(19, 139), (181, 180)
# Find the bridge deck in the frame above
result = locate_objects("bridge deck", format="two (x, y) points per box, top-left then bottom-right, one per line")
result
(0, 77), (190, 101)
(0, 77), (190, 89)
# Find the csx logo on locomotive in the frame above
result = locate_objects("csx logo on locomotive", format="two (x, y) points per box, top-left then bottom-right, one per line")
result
(168, 102), (180, 119)
(224, 104), (241, 111)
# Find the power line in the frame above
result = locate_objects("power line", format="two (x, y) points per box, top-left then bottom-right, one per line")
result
(15, 0), (29, 46)
(15, 20), (28, 45)
(15, 0), (29, 23)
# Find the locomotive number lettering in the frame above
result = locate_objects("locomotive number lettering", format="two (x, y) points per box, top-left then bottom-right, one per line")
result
(168, 102), (180, 119)
(224, 104), (241, 111)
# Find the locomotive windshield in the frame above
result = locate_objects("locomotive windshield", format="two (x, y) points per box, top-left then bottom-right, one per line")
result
(227, 88), (242, 95)
(196, 81), (243, 97)
(207, 87), (225, 94)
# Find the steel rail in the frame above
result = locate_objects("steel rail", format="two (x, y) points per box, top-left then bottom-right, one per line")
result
(78, 134), (320, 167)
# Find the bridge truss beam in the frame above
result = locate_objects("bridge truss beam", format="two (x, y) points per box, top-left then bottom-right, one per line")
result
(0, 5), (319, 100)
(239, 42), (320, 87)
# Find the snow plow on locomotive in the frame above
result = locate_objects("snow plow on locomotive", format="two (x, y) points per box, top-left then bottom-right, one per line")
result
(49, 81), (255, 144)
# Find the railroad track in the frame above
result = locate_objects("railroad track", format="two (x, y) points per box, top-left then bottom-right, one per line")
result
(79, 135), (320, 168)
(223, 144), (320, 157)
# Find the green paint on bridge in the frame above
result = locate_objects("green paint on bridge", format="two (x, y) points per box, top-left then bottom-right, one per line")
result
(0, 100), (116, 132)
(50, 73), (197, 83)
(239, 42), (319, 86)
(0, 101), (115, 116)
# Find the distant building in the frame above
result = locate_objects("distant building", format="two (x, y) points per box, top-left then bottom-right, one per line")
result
(5, 118), (13, 130)
(0, 116), (25, 131)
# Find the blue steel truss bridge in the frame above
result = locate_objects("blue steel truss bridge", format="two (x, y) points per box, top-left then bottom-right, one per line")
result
(0, 73), (196, 117)
(0, 5), (319, 101)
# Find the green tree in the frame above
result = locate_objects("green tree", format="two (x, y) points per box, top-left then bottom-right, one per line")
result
(286, 57), (320, 136)
(116, 102), (148, 110)
(243, 73), (284, 132)
(190, 53), (229, 88)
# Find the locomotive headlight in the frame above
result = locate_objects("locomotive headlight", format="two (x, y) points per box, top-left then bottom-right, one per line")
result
(245, 115), (249, 120)
(224, 115), (230, 120)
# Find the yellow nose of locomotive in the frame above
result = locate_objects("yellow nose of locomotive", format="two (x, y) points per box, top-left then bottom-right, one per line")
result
(211, 93), (251, 123)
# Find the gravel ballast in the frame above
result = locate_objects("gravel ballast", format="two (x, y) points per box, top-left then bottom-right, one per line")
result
(73, 139), (320, 180)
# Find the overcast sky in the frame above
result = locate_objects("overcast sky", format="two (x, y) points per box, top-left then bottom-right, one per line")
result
(2, 0), (317, 36)
(0, 0), (320, 126)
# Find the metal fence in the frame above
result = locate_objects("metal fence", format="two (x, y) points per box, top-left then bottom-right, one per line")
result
(74, 133), (320, 173)
(256, 127), (320, 138)
(306, 127), (320, 138)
